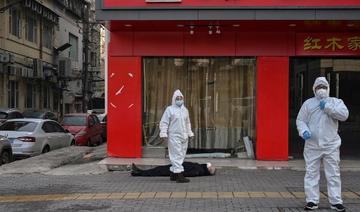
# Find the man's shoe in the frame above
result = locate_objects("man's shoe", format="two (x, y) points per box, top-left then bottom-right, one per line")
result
(304, 202), (318, 210)
(330, 204), (345, 212)
(131, 163), (141, 176)
(170, 172), (176, 181)
(176, 172), (190, 183)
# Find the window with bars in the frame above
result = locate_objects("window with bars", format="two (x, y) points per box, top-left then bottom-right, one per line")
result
(9, 7), (21, 38)
(8, 81), (19, 108)
(69, 33), (78, 61)
(25, 13), (38, 43)
(26, 83), (36, 109)
(43, 22), (53, 49)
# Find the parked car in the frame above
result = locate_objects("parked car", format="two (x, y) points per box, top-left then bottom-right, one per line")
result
(0, 108), (24, 124)
(23, 110), (58, 122)
(0, 119), (74, 157)
(97, 113), (107, 141)
(0, 135), (13, 165)
(61, 114), (103, 146)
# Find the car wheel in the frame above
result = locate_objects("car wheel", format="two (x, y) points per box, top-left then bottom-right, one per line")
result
(87, 140), (92, 147)
(42, 145), (50, 154)
(71, 140), (75, 146)
(0, 151), (11, 165)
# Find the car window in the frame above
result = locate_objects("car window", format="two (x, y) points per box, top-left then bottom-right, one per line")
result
(50, 122), (65, 133)
(23, 111), (42, 118)
(88, 116), (95, 126)
(16, 112), (24, 118)
(92, 115), (100, 124)
(0, 112), (7, 119)
(0, 121), (37, 132)
(42, 122), (56, 133)
(48, 113), (55, 119)
(7, 112), (15, 119)
(62, 116), (86, 126)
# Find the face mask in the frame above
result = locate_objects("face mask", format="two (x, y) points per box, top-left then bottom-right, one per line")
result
(175, 100), (184, 107)
(316, 88), (328, 99)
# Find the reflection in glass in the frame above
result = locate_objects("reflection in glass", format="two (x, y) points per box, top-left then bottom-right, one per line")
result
(143, 57), (256, 152)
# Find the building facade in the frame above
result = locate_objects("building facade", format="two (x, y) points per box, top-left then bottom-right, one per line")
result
(0, 0), (60, 113)
(96, 0), (360, 160)
(0, 0), (103, 116)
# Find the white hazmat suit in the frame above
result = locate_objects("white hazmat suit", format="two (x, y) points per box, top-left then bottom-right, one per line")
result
(296, 77), (349, 205)
(159, 90), (194, 174)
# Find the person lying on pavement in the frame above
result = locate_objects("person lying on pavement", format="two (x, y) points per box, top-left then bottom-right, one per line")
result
(130, 161), (216, 179)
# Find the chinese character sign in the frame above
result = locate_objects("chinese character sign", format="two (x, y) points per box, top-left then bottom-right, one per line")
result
(297, 33), (360, 56)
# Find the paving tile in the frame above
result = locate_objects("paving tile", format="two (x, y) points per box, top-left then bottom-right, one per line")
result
(233, 192), (249, 198)
(170, 192), (186, 198)
(249, 192), (266, 198)
(202, 192), (218, 198)
(264, 192), (283, 198)
(186, 192), (202, 198)
(291, 192), (305, 198)
(122, 192), (140, 199)
(217, 192), (233, 198)
(280, 192), (295, 198)
(107, 193), (126, 199)
(154, 192), (171, 199)
(342, 191), (359, 199)
(139, 192), (156, 199)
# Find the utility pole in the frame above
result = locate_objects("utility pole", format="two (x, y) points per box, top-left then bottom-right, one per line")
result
(82, 1), (90, 113)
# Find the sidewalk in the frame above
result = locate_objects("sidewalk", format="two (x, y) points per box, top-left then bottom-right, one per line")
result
(100, 157), (360, 171)
(0, 145), (100, 175)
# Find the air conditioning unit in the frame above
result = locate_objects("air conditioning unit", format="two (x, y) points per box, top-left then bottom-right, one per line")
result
(33, 59), (44, 78)
(0, 53), (10, 63)
(24, 57), (33, 67)
(58, 58), (72, 78)
(27, 68), (33, 78)
(9, 54), (15, 64)
(21, 67), (28, 77)
(7, 65), (16, 75)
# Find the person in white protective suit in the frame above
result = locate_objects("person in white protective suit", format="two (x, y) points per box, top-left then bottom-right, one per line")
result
(159, 89), (194, 183)
(296, 77), (349, 211)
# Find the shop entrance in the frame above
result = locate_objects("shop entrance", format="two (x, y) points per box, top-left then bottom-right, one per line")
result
(289, 58), (360, 158)
(143, 58), (256, 154)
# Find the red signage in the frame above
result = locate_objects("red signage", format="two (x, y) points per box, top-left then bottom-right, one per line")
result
(103, 0), (360, 8)
(296, 33), (360, 56)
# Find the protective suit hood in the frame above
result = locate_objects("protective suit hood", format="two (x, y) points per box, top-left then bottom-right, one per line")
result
(171, 89), (184, 106)
(312, 77), (330, 99)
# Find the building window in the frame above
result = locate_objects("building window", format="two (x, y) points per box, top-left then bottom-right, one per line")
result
(8, 81), (19, 108)
(9, 7), (21, 38)
(53, 92), (59, 111)
(25, 13), (37, 43)
(43, 22), (53, 49)
(26, 84), (36, 108)
(69, 33), (78, 61)
(43, 86), (51, 109)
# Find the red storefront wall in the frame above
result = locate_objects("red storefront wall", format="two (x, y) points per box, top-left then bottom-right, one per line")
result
(108, 31), (293, 160)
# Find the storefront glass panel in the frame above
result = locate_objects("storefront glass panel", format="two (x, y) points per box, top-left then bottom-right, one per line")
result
(143, 57), (256, 152)
(290, 58), (360, 158)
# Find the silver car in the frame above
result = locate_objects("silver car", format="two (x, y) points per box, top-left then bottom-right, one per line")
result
(0, 135), (12, 165)
(0, 119), (74, 157)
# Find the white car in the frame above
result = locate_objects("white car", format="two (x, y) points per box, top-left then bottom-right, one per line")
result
(0, 119), (74, 157)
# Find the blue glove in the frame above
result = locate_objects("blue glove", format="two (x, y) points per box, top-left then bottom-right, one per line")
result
(320, 100), (326, 110)
(302, 131), (311, 140)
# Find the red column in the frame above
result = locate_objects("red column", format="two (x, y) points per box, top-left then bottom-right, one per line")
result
(256, 57), (289, 160)
(107, 57), (142, 157)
